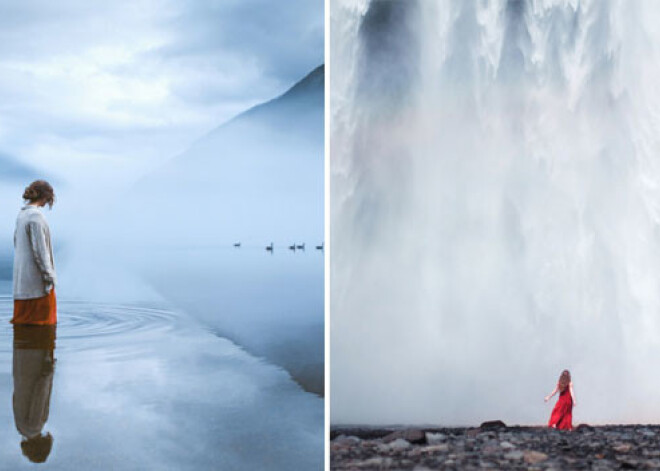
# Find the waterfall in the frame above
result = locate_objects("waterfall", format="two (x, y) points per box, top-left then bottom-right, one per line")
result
(331, 0), (660, 425)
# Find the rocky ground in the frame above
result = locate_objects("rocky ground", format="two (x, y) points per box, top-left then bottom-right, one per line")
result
(331, 422), (660, 469)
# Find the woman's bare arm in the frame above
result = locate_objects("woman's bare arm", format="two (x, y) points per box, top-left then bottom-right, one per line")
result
(544, 386), (558, 402)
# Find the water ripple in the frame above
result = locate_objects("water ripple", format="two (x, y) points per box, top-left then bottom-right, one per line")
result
(0, 296), (181, 353)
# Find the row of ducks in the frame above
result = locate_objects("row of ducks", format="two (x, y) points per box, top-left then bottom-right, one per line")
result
(268, 242), (321, 252)
(231, 242), (324, 251)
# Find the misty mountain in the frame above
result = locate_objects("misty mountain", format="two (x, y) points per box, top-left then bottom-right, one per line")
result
(117, 66), (325, 395)
(229, 63), (323, 135)
(127, 65), (324, 247)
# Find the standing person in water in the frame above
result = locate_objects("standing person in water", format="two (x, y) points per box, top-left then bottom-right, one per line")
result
(12, 180), (57, 325)
(545, 369), (576, 430)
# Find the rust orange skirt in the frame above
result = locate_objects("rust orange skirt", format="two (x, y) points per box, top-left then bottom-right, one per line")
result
(12, 289), (57, 325)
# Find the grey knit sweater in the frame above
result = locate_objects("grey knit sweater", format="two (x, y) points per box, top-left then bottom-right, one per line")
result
(13, 205), (57, 300)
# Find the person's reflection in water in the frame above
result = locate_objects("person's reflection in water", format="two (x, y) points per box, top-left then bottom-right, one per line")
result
(13, 324), (56, 463)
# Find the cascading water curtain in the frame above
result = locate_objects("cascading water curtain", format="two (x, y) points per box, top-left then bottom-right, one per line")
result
(331, 0), (660, 425)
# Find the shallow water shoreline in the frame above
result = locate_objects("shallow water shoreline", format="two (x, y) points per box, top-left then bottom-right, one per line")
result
(0, 293), (323, 470)
(331, 423), (660, 469)
(132, 247), (325, 397)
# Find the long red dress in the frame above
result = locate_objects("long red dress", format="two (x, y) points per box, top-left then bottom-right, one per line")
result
(548, 383), (573, 430)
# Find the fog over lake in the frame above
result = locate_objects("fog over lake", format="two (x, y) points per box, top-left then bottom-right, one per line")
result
(0, 1), (323, 469)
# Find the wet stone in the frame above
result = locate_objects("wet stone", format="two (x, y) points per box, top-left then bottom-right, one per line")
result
(425, 432), (447, 444)
(524, 450), (549, 464)
(383, 429), (426, 444)
(612, 443), (632, 453)
(387, 438), (412, 451)
(466, 428), (480, 438)
(331, 424), (660, 469)
(480, 420), (507, 430)
(504, 450), (524, 460)
(333, 434), (361, 445)
(421, 443), (449, 454)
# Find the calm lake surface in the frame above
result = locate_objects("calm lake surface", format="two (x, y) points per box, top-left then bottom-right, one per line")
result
(133, 246), (325, 395)
(0, 246), (324, 470)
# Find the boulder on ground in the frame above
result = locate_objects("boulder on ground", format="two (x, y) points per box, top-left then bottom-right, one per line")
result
(480, 420), (507, 430)
(382, 429), (426, 445)
(524, 450), (549, 464)
(575, 424), (594, 432)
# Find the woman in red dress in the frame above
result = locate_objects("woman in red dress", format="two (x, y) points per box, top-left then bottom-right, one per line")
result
(11, 181), (57, 325)
(545, 369), (576, 430)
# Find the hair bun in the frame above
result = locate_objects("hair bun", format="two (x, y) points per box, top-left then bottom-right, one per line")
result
(23, 188), (38, 200)
(22, 180), (55, 208)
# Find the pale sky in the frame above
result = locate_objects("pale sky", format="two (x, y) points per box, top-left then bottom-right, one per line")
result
(0, 0), (324, 186)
